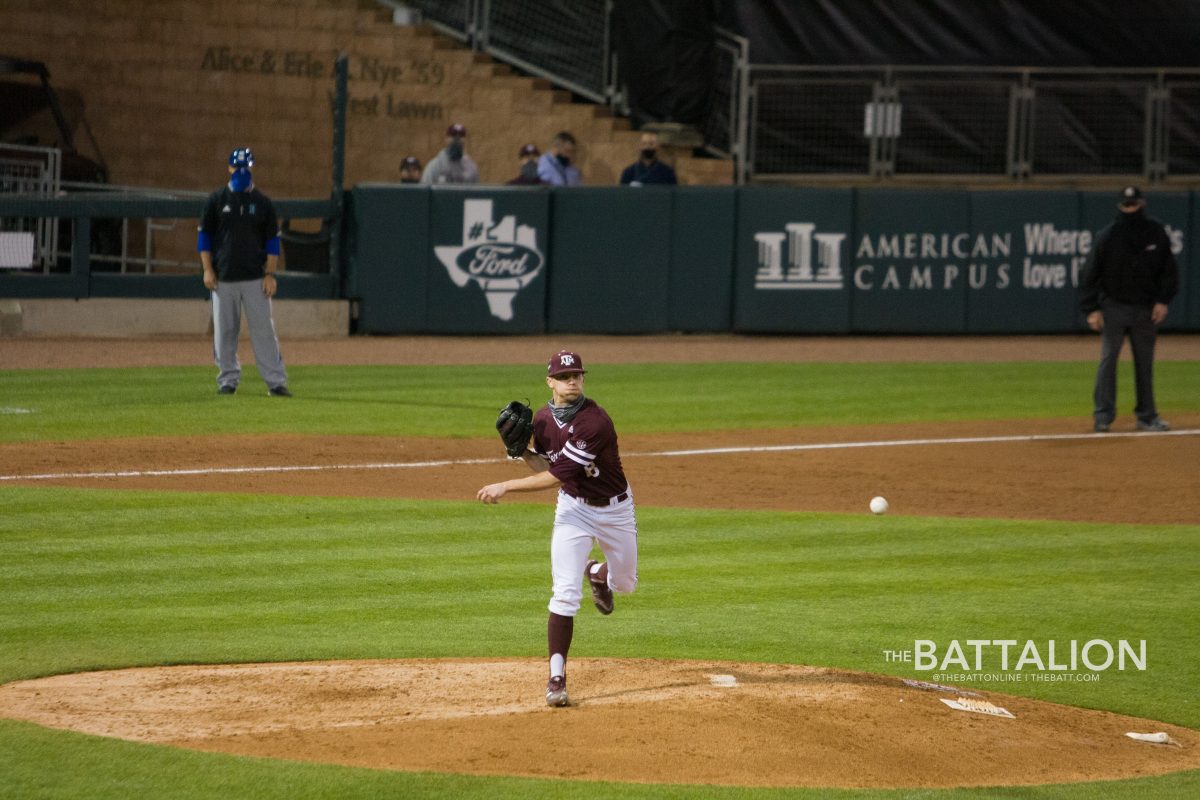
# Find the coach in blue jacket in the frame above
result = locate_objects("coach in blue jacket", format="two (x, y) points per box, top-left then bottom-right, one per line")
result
(199, 147), (291, 398)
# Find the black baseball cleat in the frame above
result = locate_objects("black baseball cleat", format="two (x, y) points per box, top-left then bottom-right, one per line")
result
(217, 385), (237, 395)
(584, 559), (614, 615)
(1136, 417), (1170, 432)
(1093, 420), (1110, 433)
(268, 385), (293, 398)
(546, 674), (569, 707)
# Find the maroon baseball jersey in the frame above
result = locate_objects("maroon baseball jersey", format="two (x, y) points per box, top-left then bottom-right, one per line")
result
(532, 399), (628, 500)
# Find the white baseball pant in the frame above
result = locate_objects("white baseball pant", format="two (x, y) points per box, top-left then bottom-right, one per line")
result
(548, 490), (638, 617)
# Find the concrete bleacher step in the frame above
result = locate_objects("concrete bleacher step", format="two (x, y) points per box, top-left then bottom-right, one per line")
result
(4, 0), (731, 199)
(365, 15), (730, 185)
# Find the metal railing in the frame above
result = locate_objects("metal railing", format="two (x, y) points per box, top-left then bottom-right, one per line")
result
(0, 194), (335, 295)
(1, 143), (61, 268)
(704, 27), (750, 184)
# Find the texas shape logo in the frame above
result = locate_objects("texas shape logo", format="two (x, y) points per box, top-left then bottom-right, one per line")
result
(435, 199), (544, 320)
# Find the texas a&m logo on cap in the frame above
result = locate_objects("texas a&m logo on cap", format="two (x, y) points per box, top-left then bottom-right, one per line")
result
(547, 351), (585, 376)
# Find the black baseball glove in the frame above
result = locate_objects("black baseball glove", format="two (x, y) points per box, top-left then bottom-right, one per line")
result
(496, 400), (534, 458)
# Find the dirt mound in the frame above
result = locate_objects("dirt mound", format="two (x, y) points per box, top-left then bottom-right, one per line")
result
(1, 659), (1196, 788)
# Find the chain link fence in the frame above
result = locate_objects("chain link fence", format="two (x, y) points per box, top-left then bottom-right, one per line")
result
(484, 0), (610, 102)
(1031, 81), (1147, 175)
(1169, 83), (1200, 176)
(751, 77), (874, 175)
(892, 79), (1011, 175)
(748, 67), (1200, 180)
(398, 0), (614, 103)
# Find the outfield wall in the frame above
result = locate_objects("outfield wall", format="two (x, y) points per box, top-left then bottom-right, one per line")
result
(349, 185), (1197, 335)
(3, 186), (1195, 337)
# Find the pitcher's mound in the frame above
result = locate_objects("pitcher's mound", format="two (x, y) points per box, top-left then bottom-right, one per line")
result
(1, 658), (1196, 788)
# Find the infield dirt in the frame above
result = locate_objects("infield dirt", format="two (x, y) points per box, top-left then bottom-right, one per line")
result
(1, 659), (1198, 788)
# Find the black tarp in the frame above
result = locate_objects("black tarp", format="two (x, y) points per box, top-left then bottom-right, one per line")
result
(721, 0), (1200, 67)
(613, 0), (717, 125)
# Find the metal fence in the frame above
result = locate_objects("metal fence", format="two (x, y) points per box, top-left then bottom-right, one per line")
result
(382, 5), (1199, 183)
(399, 0), (618, 104)
(0, 143), (61, 268)
(748, 66), (1200, 181)
(704, 27), (750, 182)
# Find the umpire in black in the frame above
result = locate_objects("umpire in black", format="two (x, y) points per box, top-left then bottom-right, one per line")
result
(1079, 186), (1179, 432)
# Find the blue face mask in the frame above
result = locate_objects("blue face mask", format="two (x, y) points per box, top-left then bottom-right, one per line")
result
(229, 167), (253, 192)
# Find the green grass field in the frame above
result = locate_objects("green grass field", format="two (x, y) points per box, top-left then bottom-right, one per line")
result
(1, 360), (1198, 798)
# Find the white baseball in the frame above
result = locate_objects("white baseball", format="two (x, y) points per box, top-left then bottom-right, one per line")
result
(870, 496), (889, 515)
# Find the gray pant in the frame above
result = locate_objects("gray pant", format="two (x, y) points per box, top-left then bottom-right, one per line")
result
(1093, 299), (1158, 425)
(212, 279), (287, 389)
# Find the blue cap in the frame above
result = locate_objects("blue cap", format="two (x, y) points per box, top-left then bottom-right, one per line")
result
(229, 147), (254, 168)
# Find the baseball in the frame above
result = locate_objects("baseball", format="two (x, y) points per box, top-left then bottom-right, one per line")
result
(870, 496), (889, 515)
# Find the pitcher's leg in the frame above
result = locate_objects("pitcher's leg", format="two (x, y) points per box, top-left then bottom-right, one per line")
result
(211, 282), (242, 389)
(240, 283), (288, 389)
(548, 521), (594, 617)
(546, 517), (592, 707)
(595, 504), (638, 595)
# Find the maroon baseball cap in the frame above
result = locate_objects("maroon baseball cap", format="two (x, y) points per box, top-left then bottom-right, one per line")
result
(400, 155), (420, 170)
(519, 143), (539, 157)
(547, 350), (586, 377)
(446, 123), (467, 137)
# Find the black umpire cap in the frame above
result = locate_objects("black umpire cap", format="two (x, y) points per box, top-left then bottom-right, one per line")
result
(1119, 186), (1144, 206)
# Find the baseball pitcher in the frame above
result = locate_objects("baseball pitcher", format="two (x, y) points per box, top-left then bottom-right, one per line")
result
(478, 351), (638, 707)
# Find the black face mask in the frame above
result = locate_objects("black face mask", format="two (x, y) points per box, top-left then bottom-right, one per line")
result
(448, 139), (464, 161)
(520, 161), (539, 180)
(641, 148), (657, 161)
(556, 154), (571, 167)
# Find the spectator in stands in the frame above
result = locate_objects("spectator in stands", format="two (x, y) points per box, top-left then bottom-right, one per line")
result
(422, 123), (480, 185)
(399, 155), (422, 184)
(537, 131), (581, 186)
(508, 143), (548, 185)
(620, 131), (677, 186)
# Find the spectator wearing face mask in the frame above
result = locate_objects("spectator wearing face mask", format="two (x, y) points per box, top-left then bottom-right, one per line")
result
(537, 131), (582, 186)
(422, 123), (480, 184)
(399, 155), (422, 184)
(508, 143), (548, 185)
(619, 131), (677, 186)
